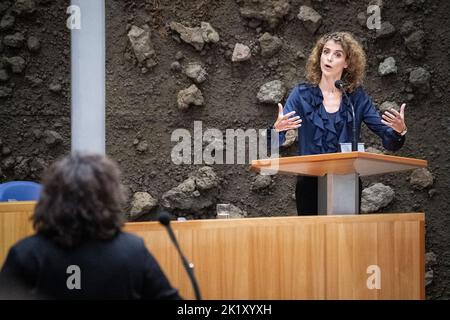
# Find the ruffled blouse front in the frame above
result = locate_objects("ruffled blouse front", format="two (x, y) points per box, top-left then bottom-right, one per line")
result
(303, 85), (353, 154)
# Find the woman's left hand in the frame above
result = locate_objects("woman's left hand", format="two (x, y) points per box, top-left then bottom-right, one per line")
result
(381, 103), (407, 134)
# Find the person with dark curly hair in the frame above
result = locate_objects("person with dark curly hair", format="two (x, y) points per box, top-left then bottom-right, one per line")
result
(0, 153), (181, 300)
(269, 32), (408, 215)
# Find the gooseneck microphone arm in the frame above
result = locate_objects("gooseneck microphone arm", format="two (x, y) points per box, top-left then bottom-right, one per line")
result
(335, 80), (358, 151)
(158, 212), (202, 300)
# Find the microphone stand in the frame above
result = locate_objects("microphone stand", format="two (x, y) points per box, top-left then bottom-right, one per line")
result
(159, 213), (202, 300)
(335, 81), (358, 151)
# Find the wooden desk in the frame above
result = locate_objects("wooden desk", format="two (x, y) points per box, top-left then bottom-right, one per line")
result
(0, 201), (424, 299)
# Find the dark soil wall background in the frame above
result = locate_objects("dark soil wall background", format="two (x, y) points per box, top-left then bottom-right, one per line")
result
(0, 0), (449, 299)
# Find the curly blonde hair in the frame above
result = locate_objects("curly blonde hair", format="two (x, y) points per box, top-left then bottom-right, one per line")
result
(306, 32), (366, 92)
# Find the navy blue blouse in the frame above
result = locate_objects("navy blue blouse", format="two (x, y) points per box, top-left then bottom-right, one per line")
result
(269, 82), (405, 155)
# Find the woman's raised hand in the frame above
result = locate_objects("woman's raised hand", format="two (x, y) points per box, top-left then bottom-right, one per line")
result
(273, 103), (302, 132)
(381, 103), (407, 134)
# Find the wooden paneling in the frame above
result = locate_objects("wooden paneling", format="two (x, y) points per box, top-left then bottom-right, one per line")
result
(0, 202), (425, 300)
(0, 202), (35, 266)
(126, 214), (425, 300)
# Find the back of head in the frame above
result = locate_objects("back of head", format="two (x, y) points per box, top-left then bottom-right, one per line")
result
(33, 153), (126, 248)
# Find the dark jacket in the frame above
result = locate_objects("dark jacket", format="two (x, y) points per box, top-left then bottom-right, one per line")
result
(0, 232), (181, 300)
(269, 82), (405, 155)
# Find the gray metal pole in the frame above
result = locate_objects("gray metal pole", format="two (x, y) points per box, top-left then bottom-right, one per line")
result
(71, 0), (105, 154)
(318, 173), (360, 215)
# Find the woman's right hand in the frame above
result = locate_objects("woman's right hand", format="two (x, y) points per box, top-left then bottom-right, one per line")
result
(273, 103), (302, 132)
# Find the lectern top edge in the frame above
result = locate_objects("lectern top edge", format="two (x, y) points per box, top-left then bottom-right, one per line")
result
(251, 151), (428, 168)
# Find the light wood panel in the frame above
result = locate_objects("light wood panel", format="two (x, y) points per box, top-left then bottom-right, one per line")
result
(251, 152), (428, 177)
(0, 202), (425, 300)
(126, 214), (425, 300)
(0, 201), (36, 266)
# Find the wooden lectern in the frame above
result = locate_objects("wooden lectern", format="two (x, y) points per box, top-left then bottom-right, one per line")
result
(251, 152), (428, 215)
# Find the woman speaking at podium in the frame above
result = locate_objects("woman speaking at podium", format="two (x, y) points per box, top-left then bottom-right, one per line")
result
(269, 32), (408, 215)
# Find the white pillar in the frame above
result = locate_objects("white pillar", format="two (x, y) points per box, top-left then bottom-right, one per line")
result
(70, 0), (105, 154)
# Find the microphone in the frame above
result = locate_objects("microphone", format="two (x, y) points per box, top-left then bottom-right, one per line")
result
(335, 80), (358, 152)
(158, 212), (202, 300)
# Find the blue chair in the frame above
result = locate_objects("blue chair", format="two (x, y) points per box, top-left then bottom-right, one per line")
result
(0, 181), (42, 202)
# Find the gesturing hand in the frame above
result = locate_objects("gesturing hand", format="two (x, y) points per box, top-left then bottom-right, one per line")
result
(381, 103), (407, 134)
(273, 103), (302, 133)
